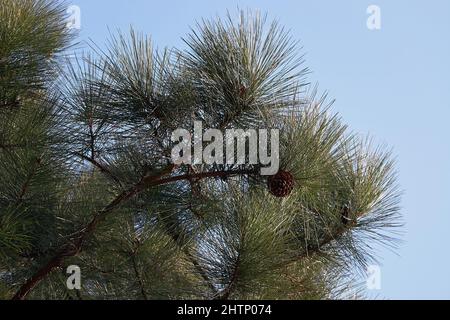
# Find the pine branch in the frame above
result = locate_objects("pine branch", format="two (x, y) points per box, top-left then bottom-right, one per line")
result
(161, 217), (219, 296)
(74, 152), (122, 186)
(155, 168), (256, 186)
(88, 117), (96, 160)
(129, 245), (148, 300)
(305, 224), (352, 257)
(10, 254), (65, 300)
(0, 144), (26, 150)
(187, 252), (218, 295)
(11, 166), (256, 299)
(2, 2), (401, 300)
(213, 206), (358, 300)
(215, 253), (240, 300)
(16, 157), (43, 204)
(0, 101), (19, 109)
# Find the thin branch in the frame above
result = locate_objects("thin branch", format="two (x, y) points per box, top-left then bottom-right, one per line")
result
(16, 157), (42, 204)
(187, 251), (218, 295)
(154, 168), (255, 186)
(215, 253), (240, 300)
(130, 249), (148, 300)
(74, 152), (121, 185)
(87, 115), (97, 161)
(0, 100), (19, 109)
(216, 212), (357, 300)
(162, 222), (218, 296)
(0, 143), (27, 150)
(306, 226), (349, 255)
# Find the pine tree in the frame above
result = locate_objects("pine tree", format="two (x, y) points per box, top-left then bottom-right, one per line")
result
(0, 0), (401, 300)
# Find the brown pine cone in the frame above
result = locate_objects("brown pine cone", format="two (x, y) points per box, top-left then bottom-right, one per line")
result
(267, 170), (295, 198)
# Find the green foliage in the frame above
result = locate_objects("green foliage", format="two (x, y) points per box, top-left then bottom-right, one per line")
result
(0, 1), (402, 300)
(182, 11), (308, 129)
(0, 0), (73, 105)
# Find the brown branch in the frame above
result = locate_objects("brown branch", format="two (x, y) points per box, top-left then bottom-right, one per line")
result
(88, 122), (96, 160)
(154, 168), (255, 186)
(11, 255), (65, 300)
(12, 165), (173, 300)
(11, 166), (255, 300)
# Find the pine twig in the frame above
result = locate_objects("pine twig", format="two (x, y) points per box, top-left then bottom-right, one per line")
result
(130, 248), (148, 300)
(74, 152), (122, 185)
(162, 222), (219, 296)
(16, 157), (42, 204)
(215, 253), (240, 300)
(0, 143), (26, 150)
(215, 211), (357, 300)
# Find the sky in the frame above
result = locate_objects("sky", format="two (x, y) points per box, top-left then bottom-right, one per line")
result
(69, 0), (450, 299)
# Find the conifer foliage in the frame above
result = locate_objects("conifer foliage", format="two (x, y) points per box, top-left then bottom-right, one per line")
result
(0, 0), (402, 300)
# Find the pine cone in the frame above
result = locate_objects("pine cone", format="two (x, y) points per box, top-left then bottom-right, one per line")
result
(239, 85), (247, 98)
(267, 170), (295, 197)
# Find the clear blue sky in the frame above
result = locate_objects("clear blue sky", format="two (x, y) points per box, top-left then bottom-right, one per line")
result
(71, 0), (450, 299)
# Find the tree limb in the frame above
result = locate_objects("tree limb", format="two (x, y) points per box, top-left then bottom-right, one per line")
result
(11, 166), (255, 300)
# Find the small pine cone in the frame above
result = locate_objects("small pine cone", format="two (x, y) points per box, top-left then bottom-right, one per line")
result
(239, 85), (247, 98)
(267, 170), (295, 198)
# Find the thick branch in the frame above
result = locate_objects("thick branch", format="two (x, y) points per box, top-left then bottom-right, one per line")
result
(12, 166), (255, 300)
(10, 255), (64, 300)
